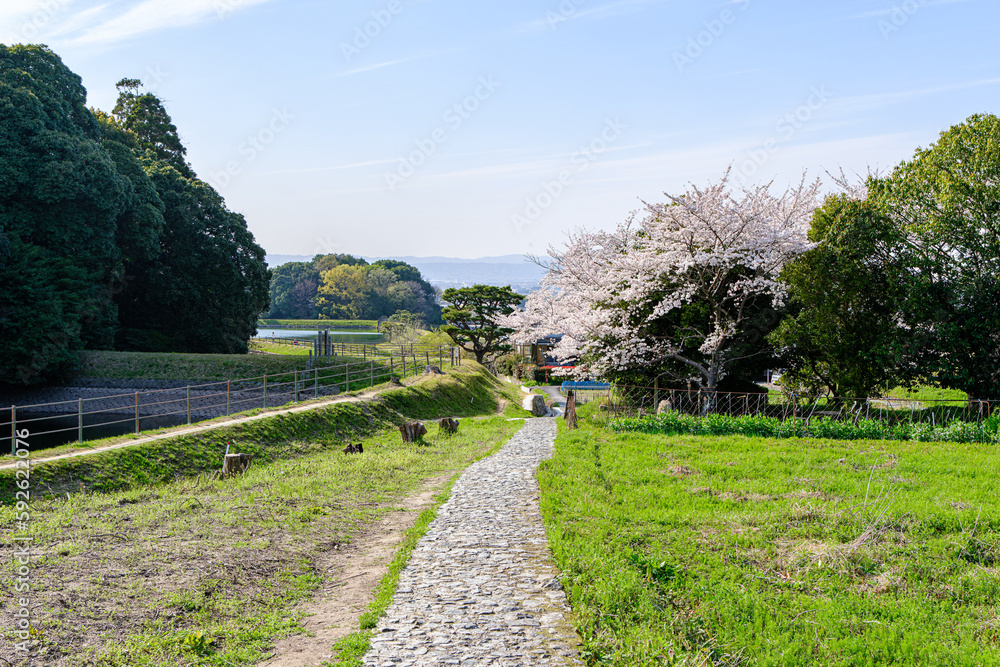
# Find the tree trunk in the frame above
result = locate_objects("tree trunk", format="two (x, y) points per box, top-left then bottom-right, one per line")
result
(223, 453), (254, 477)
(564, 390), (578, 430)
(399, 421), (427, 443)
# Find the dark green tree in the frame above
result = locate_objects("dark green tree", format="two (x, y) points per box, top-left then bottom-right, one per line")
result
(119, 162), (270, 352)
(0, 45), (129, 384)
(872, 113), (1000, 399)
(770, 194), (910, 398)
(112, 78), (194, 179)
(441, 285), (523, 364)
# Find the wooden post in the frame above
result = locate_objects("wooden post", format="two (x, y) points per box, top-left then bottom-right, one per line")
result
(345, 361), (350, 391)
(186, 386), (191, 424)
(10, 406), (15, 455)
(314, 368), (319, 398)
(135, 392), (140, 434)
(390, 356), (394, 378)
(227, 381), (231, 416)
(653, 378), (659, 415)
(370, 361), (374, 387)
(263, 375), (268, 408)
(78, 398), (83, 443)
(295, 370), (300, 401)
(565, 390), (578, 430)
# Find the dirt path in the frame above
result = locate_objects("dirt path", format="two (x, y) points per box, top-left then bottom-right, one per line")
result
(259, 472), (455, 667)
(0, 389), (384, 471)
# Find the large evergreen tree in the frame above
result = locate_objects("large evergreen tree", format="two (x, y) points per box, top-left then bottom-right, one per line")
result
(0, 45), (129, 383)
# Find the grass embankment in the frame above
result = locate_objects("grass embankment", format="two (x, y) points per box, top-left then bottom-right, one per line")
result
(541, 402), (1000, 666)
(77, 350), (317, 382)
(0, 364), (530, 666)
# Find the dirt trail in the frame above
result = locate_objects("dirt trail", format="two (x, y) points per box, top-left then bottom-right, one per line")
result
(258, 472), (455, 667)
(0, 389), (384, 471)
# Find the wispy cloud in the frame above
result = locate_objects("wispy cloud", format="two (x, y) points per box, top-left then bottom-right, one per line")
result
(63, 0), (275, 46)
(831, 77), (1000, 116)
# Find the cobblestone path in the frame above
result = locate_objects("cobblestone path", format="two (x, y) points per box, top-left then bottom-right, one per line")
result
(363, 418), (583, 666)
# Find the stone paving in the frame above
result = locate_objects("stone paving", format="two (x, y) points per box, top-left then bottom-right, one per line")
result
(364, 418), (583, 666)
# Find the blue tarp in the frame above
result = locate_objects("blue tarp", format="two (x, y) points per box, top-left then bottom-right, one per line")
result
(561, 380), (611, 391)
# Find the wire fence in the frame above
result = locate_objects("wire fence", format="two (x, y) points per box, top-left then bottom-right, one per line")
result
(567, 384), (995, 427)
(2, 347), (460, 454)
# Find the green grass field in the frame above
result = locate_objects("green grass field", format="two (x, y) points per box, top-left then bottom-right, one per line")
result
(0, 364), (531, 665)
(541, 403), (1000, 666)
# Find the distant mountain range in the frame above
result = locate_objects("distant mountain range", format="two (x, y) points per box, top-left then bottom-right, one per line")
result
(265, 254), (549, 292)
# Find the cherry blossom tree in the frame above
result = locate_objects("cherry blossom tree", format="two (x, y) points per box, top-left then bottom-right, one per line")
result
(507, 169), (822, 389)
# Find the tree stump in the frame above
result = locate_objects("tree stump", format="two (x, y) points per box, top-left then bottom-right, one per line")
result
(439, 417), (460, 434)
(564, 391), (578, 430)
(399, 421), (427, 443)
(222, 453), (254, 477)
(424, 365), (443, 375)
(343, 443), (364, 454)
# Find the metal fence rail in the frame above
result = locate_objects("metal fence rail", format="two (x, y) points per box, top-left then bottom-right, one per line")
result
(568, 384), (994, 427)
(2, 346), (460, 453)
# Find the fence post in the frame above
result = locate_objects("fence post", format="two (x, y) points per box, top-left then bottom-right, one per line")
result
(295, 371), (300, 402)
(10, 405), (16, 455)
(345, 361), (350, 391)
(227, 381), (231, 416)
(186, 386), (192, 425)
(370, 360), (374, 387)
(314, 368), (319, 398)
(425, 351), (430, 367)
(263, 375), (268, 408)
(653, 378), (659, 414)
(78, 398), (83, 443)
(390, 356), (395, 378)
(135, 392), (140, 435)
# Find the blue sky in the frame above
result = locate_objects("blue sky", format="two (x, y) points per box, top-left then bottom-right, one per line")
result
(2, 0), (996, 259)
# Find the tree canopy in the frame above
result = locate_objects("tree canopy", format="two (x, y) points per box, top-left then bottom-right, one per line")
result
(442, 285), (524, 364)
(508, 171), (821, 389)
(267, 254), (441, 325)
(0, 45), (270, 384)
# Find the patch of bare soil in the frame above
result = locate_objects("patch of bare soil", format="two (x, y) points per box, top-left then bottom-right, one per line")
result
(258, 472), (454, 667)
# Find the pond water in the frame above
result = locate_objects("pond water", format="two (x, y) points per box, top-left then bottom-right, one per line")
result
(256, 328), (384, 343)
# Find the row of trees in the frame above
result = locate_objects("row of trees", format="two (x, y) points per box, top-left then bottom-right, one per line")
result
(267, 254), (442, 324)
(0, 45), (270, 385)
(506, 114), (1000, 401)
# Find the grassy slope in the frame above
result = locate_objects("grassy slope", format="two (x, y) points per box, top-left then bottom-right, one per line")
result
(76, 350), (317, 382)
(541, 403), (1000, 666)
(0, 364), (530, 666)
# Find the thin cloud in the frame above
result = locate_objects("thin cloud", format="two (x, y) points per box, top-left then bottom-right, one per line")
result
(64, 0), (275, 46)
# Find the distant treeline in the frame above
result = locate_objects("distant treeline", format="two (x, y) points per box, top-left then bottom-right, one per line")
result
(0, 45), (270, 386)
(267, 254), (442, 325)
